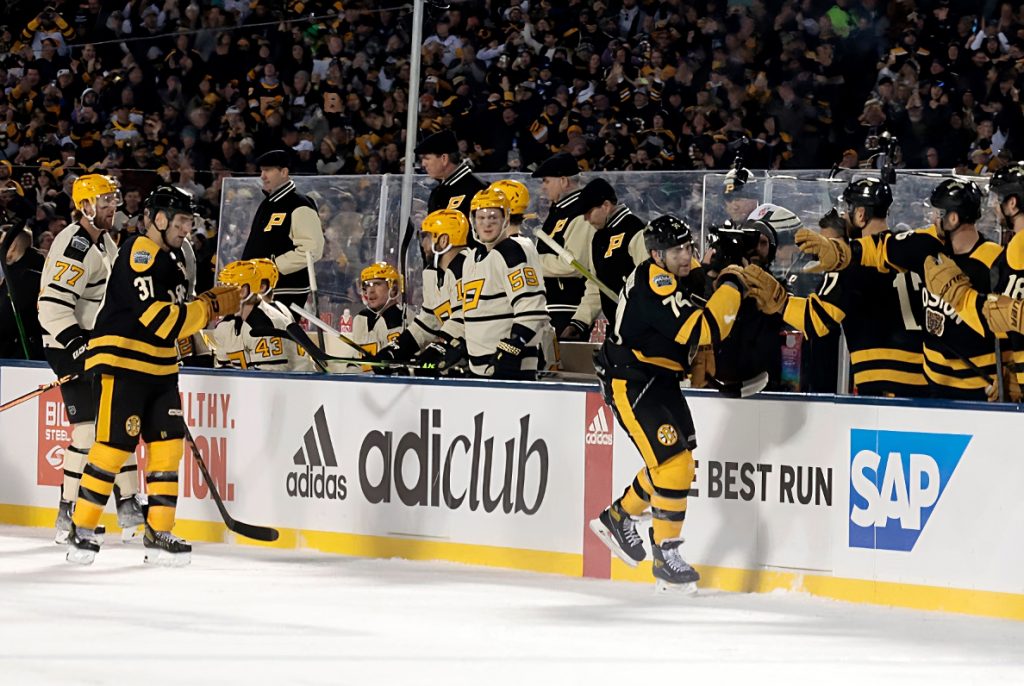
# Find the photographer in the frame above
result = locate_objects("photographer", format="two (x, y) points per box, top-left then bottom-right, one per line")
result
(706, 204), (791, 390)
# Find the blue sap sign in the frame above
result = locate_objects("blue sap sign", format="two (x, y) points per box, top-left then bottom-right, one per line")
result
(849, 429), (971, 552)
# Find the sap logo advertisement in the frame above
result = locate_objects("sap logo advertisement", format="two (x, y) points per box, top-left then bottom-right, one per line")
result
(849, 429), (971, 552)
(286, 406), (549, 514)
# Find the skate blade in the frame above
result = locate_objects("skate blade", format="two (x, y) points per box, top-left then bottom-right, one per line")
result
(65, 548), (97, 565)
(120, 526), (143, 543)
(144, 549), (191, 567)
(588, 518), (642, 567)
(655, 579), (699, 595)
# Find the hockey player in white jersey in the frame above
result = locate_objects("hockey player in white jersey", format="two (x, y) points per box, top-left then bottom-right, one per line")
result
(375, 210), (468, 371)
(38, 174), (145, 543)
(445, 187), (554, 379)
(322, 261), (405, 372)
(212, 258), (314, 371)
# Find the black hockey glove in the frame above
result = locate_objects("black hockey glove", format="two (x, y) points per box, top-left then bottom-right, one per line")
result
(370, 345), (402, 376)
(490, 326), (531, 376)
(418, 338), (464, 371)
(56, 326), (89, 374)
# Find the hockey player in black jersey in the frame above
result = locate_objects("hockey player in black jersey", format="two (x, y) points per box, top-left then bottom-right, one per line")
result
(590, 215), (750, 591)
(743, 179), (928, 397)
(795, 179), (1002, 400)
(66, 186), (241, 565)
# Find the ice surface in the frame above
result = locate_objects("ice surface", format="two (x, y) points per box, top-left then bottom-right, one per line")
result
(1, 526), (1022, 686)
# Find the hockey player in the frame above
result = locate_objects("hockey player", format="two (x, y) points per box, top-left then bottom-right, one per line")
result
(561, 178), (647, 340)
(66, 186), (241, 565)
(444, 188), (554, 379)
(341, 262), (405, 368)
(212, 258), (314, 372)
(375, 211), (468, 370)
(532, 152), (596, 336)
(38, 174), (146, 544)
(795, 178), (1002, 400)
(589, 215), (749, 591)
(487, 179), (533, 236)
(742, 180), (929, 397)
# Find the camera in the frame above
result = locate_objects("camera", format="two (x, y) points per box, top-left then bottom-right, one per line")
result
(706, 220), (761, 272)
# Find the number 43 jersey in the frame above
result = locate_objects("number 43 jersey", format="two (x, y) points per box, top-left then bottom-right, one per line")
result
(88, 234), (207, 379)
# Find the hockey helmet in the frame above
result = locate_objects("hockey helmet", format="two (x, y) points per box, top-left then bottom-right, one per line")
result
(421, 209), (469, 249)
(645, 214), (693, 253)
(145, 185), (196, 221)
(989, 162), (1024, 200)
(219, 260), (266, 297)
(930, 178), (983, 224)
(360, 261), (404, 294)
(842, 177), (893, 215)
(72, 174), (121, 211)
(470, 187), (511, 216)
(488, 179), (530, 216)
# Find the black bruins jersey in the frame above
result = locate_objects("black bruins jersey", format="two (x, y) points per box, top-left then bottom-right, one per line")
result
(853, 227), (1002, 400)
(87, 235), (206, 379)
(783, 233), (927, 397)
(604, 260), (741, 375)
(989, 230), (1024, 387)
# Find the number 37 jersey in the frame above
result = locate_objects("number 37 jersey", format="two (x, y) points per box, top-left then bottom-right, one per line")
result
(87, 235), (207, 379)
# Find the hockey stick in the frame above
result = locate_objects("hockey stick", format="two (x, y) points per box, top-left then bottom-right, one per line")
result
(534, 230), (619, 299)
(305, 251), (326, 351)
(289, 303), (369, 359)
(253, 324), (432, 370)
(0, 374), (76, 413)
(181, 423), (279, 542)
(0, 253), (31, 359)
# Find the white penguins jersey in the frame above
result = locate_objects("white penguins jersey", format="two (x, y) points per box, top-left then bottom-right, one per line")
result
(212, 299), (314, 371)
(450, 235), (553, 376)
(38, 223), (118, 349)
(325, 303), (406, 373)
(408, 252), (466, 349)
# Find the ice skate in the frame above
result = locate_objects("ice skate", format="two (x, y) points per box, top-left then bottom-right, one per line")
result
(650, 530), (699, 594)
(65, 523), (101, 565)
(589, 501), (646, 566)
(143, 525), (191, 567)
(116, 494), (147, 542)
(54, 499), (73, 544)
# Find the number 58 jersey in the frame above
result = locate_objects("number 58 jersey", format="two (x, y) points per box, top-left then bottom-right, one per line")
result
(87, 234), (204, 379)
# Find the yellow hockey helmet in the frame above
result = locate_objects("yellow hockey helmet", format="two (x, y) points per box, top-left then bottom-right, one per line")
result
(218, 260), (260, 293)
(247, 258), (280, 291)
(421, 209), (469, 248)
(360, 261), (403, 294)
(72, 174), (121, 211)
(470, 187), (511, 216)
(488, 180), (529, 216)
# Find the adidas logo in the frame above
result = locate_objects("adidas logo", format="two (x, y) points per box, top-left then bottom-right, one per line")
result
(585, 406), (613, 445)
(285, 406), (348, 501)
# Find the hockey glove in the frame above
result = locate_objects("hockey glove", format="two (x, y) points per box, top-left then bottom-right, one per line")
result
(490, 337), (526, 376)
(715, 264), (750, 295)
(923, 254), (971, 312)
(982, 294), (1024, 335)
(743, 264), (788, 315)
(198, 285), (242, 321)
(794, 228), (852, 273)
(370, 345), (402, 376)
(559, 319), (590, 341)
(56, 326), (89, 374)
(418, 338), (464, 371)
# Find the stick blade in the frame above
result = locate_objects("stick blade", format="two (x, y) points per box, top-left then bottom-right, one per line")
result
(227, 520), (280, 542)
(706, 371), (769, 398)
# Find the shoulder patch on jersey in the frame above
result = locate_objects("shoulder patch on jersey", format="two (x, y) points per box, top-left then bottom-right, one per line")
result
(1007, 231), (1024, 271)
(971, 240), (1003, 269)
(70, 235), (90, 253)
(648, 263), (677, 296)
(129, 236), (160, 273)
(493, 237), (529, 268)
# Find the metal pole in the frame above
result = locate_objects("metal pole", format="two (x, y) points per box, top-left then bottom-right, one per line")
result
(399, 0), (424, 235)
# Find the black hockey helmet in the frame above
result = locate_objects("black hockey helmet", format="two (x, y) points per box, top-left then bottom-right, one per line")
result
(989, 162), (1024, 200)
(930, 178), (982, 224)
(842, 177), (893, 215)
(645, 214), (693, 253)
(145, 185), (196, 221)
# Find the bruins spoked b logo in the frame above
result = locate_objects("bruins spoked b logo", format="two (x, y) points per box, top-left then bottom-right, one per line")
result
(657, 424), (678, 447)
(125, 415), (141, 437)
